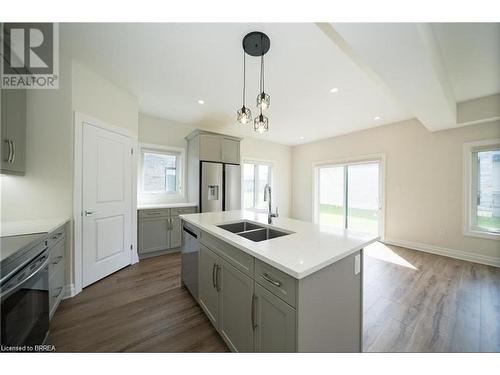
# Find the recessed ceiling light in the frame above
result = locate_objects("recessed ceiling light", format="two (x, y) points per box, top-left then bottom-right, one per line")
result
(198, 99), (205, 105)
(373, 116), (381, 121)
(330, 87), (339, 93)
(299, 136), (305, 140)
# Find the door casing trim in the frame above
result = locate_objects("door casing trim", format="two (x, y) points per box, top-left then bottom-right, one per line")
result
(73, 111), (138, 296)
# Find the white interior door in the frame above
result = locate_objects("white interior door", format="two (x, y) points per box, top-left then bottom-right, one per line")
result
(82, 122), (133, 287)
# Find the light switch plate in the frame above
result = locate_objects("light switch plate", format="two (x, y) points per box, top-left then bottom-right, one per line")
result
(354, 254), (361, 275)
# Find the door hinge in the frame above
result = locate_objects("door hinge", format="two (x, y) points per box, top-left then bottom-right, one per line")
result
(131, 148), (134, 155)
(130, 244), (133, 250)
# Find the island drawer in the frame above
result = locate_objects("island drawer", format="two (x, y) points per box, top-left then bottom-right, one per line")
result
(171, 206), (197, 216)
(139, 209), (170, 218)
(255, 259), (297, 308)
(200, 232), (254, 277)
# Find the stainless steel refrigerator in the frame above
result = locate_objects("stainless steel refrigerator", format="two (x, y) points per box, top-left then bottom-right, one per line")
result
(200, 162), (241, 212)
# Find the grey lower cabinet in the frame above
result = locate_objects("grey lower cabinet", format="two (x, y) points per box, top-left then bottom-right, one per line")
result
(198, 240), (297, 353)
(253, 283), (296, 352)
(138, 206), (196, 256)
(1, 88), (27, 175)
(194, 227), (363, 353)
(198, 244), (220, 326)
(219, 258), (254, 352)
(48, 222), (68, 319)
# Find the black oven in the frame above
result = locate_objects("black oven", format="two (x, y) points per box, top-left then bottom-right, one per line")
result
(1, 247), (49, 349)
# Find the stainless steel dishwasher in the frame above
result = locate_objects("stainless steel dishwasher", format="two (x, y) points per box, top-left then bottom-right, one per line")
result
(181, 221), (200, 301)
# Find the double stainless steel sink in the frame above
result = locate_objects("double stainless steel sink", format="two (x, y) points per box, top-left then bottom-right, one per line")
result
(217, 220), (293, 242)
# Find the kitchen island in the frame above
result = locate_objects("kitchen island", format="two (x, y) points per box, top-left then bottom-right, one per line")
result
(180, 210), (378, 353)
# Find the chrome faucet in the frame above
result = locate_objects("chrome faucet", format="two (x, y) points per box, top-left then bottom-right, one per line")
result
(263, 184), (279, 224)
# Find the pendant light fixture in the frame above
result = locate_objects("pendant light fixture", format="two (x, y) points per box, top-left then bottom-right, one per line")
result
(256, 45), (270, 111)
(237, 31), (271, 133)
(236, 50), (252, 125)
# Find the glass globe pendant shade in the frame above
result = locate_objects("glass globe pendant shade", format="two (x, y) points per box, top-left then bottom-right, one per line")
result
(237, 106), (252, 125)
(253, 114), (269, 134)
(256, 92), (270, 111)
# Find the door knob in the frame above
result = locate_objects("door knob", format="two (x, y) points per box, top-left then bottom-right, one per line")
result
(84, 210), (96, 216)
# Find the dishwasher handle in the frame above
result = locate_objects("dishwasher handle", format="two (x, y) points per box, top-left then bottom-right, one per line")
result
(182, 226), (198, 239)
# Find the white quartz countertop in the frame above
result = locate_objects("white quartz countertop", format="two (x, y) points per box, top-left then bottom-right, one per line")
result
(0, 217), (71, 237)
(137, 202), (198, 210)
(180, 210), (378, 279)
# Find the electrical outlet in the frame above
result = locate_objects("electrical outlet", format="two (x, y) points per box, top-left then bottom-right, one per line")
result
(354, 254), (361, 275)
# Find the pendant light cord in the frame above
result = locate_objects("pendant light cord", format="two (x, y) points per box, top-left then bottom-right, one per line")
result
(242, 50), (246, 106)
(260, 34), (265, 94)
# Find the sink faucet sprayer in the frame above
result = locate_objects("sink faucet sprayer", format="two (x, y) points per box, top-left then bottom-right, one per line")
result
(263, 184), (279, 224)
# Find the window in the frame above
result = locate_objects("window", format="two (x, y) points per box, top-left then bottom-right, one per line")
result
(243, 161), (273, 212)
(464, 140), (500, 239)
(140, 145), (183, 196)
(314, 158), (383, 236)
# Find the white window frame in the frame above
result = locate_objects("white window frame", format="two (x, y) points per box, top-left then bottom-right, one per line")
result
(463, 139), (500, 240)
(139, 143), (185, 200)
(312, 153), (385, 240)
(241, 158), (274, 213)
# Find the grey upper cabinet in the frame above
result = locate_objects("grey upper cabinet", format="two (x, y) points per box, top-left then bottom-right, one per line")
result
(1, 89), (27, 175)
(198, 244), (220, 327)
(219, 258), (254, 352)
(221, 138), (240, 164)
(254, 283), (296, 352)
(199, 134), (222, 162)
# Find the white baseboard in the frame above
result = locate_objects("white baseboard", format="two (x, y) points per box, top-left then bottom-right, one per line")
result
(63, 283), (78, 299)
(383, 238), (500, 268)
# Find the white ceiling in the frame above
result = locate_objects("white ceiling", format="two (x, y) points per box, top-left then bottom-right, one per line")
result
(60, 23), (499, 146)
(61, 23), (411, 145)
(432, 23), (500, 102)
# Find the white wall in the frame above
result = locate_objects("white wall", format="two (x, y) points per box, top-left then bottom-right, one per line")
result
(292, 118), (500, 263)
(241, 137), (292, 217)
(138, 113), (195, 205)
(1, 52), (73, 222)
(139, 113), (194, 148)
(72, 60), (138, 136)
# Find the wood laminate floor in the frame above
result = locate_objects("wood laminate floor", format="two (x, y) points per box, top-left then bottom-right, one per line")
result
(50, 243), (500, 352)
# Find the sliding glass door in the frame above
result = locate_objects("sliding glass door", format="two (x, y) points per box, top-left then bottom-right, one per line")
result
(316, 160), (381, 235)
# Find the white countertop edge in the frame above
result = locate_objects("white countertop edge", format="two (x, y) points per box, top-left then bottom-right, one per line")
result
(180, 214), (378, 279)
(137, 202), (198, 210)
(1, 217), (71, 237)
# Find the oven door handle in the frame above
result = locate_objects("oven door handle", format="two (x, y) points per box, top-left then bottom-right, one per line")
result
(0, 255), (49, 299)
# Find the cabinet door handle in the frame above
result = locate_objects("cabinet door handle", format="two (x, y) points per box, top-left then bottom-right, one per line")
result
(54, 287), (63, 298)
(212, 263), (217, 289)
(10, 140), (15, 164)
(216, 265), (221, 292)
(261, 273), (282, 287)
(170, 218), (173, 230)
(251, 294), (258, 329)
(3, 140), (12, 162)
